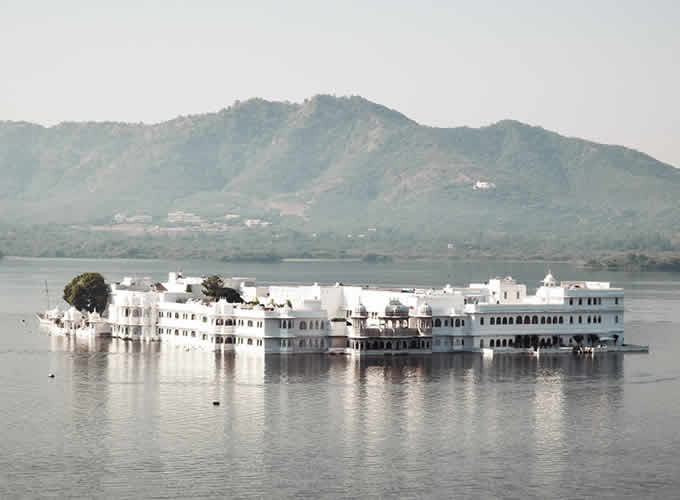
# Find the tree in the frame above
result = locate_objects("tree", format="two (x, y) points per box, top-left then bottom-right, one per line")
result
(201, 275), (244, 303)
(63, 272), (109, 313)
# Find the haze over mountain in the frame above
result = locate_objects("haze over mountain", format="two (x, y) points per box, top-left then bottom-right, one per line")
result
(1, 95), (678, 255)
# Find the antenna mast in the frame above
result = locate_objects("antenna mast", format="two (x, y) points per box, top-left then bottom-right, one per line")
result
(44, 280), (50, 310)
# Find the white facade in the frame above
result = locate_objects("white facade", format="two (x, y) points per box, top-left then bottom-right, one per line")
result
(100, 271), (627, 355)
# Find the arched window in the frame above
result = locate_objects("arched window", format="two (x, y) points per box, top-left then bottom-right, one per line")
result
(587, 316), (591, 324)
(532, 316), (539, 324)
(516, 316), (523, 324)
(434, 318), (441, 327)
(559, 316), (564, 324)
(299, 321), (307, 330)
(314, 320), (319, 329)
(547, 317), (552, 324)
(541, 317), (546, 324)
(525, 316), (531, 324)
(490, 317), (495, 325)
(386, 342), (392, 349)
(496, 317), (502, 325)
(502, 339), (507, 347)
(569, 316), (574, 324)
(480, 339), (484, 348)
(479, 318), (484, 326)
(299, 339), (304, 347)
(247, 320), (253, 327)
(553, 316), (558, 324)
(455, 319), (461, 327)
(509, 317), (514, 325)
(578, 316), (582, 323)
(320, 321), (325, 329)
(490, 339), (495, 347)
(502, 317), (508, 325)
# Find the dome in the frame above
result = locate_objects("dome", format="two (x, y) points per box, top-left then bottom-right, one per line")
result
(352, 302), (368, 317)
(416, 302), (432, 316)
(543, 270), (557, 287)
(385, 298), (409, 316)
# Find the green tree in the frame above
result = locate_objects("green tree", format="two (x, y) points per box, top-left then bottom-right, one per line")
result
(63, 272), (109, 313)
(201, 275), (244, 303)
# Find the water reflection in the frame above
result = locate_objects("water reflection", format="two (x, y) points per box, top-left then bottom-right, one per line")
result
(34, 337), (629, 498)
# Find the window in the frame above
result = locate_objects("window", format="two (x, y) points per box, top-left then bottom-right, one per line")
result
(570, 316), (573, 324)
(247, 320), (253, 327)
(502, 317), (508, 325)
(615, 315), (618, 323)
(559, 316), (564, 324)
(541, 317), (546, 324)
(547, 317), (551, 324)
(480, 317), (485, 325)
(490, 318), (495, 325)
(532, 316), (538, 324)
(553, 316), (558, 324)
(569, 298), (573, 305)
(615, 298), (619, 305)
(588, 298), (592, 305)
(444, 320), (449, 327)
(503, 292), (507, 300)
(434, 319), (441, 327)
(516, 291), (520, 299)
(191, 314), (196, 320)
(175, 313), (179, 319)
(578, 298), (582, 305)
(525, 316), (531, 324)
(516, 316), (522, 325)
(509, 317), (513, 325)
(578, 316), (582, 324)
(300, 321), (307, 330)
(247, 338), (252, 345)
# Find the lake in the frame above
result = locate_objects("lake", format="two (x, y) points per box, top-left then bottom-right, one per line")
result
(1, 257), (679, 498)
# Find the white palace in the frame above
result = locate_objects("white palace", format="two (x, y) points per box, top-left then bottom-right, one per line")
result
(97, 271), (633, 355)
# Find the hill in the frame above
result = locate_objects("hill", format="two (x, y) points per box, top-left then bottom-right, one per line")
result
(1, 95), (679, 257)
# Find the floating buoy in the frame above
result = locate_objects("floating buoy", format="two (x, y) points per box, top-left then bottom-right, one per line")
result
(48, 373), (55, 378)
(212, 400), (220, 406)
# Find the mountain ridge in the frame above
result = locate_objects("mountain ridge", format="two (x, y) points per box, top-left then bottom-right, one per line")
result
(1, 94), (678, 253)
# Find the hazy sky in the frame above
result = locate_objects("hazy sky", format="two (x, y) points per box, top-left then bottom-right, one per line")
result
(1, 0), (678, 166)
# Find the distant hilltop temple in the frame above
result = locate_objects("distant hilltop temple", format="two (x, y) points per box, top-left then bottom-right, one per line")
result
(75, 270), (636, 355)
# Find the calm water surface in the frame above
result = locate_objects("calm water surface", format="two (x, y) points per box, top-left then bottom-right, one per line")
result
(1, 257), (679, 499)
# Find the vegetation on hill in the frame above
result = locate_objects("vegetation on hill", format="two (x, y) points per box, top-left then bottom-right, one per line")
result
(1, 95), (679, 258)
(585, 253), (680, 272)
